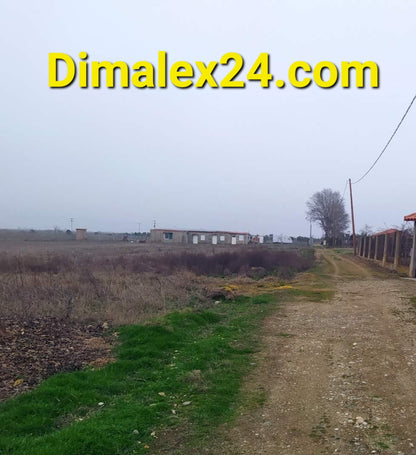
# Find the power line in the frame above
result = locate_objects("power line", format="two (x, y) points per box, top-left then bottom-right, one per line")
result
(353, 94), (416, 184)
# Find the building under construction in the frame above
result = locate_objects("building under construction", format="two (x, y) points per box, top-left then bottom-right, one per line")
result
(150, 229), (249, 245)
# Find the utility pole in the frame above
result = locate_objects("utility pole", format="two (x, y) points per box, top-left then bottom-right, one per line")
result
(349, 178), (357, 256)
(70, 218), (74, 231)
(153, 220), (156, 229)
(138, 222), (141, 233)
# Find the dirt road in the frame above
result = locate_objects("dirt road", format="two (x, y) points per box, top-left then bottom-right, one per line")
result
(219, 250), (416, 455)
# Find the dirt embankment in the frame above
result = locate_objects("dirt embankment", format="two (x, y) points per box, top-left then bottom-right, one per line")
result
(218, 251), (416, 455)
(0, 319), (116, 401)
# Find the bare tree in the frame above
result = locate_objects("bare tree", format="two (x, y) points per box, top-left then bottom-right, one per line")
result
(306, 189), (349, 247)
(359, 224), (373, 236)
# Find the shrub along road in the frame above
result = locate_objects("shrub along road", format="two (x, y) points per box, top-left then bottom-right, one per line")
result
(217, 250), (416, 455)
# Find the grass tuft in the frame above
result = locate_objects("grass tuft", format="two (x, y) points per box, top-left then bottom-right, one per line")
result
(0, 297), (278, 455)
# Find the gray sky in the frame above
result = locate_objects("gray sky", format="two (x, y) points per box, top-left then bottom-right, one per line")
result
(1, 0), (415, 236)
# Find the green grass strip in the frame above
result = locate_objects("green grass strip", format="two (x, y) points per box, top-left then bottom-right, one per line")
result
(0, 296), (277, 455)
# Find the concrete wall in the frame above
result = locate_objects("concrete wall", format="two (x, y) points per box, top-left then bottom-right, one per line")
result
(187, 231), (248, 245)
(76, 229), (87, 240)
(150, 230), (187, 243)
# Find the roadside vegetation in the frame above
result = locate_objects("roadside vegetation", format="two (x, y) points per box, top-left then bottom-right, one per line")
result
(0, 245), (320, 454)
(0, 248), (314, 323)
(1, 295), (280, 455)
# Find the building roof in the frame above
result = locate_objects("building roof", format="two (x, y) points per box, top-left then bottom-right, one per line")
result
(404, 212), (416, 221)
(151, 229), (188, 233)
(374, 228), (399, 236)
(151, 228), (249, 235)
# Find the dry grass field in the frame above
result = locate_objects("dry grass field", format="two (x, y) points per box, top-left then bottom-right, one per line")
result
(0, 238), (310, 323)
(0, 236), (313, 402)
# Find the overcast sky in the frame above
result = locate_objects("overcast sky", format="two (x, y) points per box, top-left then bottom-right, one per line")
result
(1, 0), (415, 236)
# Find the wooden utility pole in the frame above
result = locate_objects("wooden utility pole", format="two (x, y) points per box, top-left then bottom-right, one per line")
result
(348, 179), (357, 256)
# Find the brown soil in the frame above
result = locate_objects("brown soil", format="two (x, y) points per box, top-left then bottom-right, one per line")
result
(0, 318), (116, 401)
(217, 250), (416, 455)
